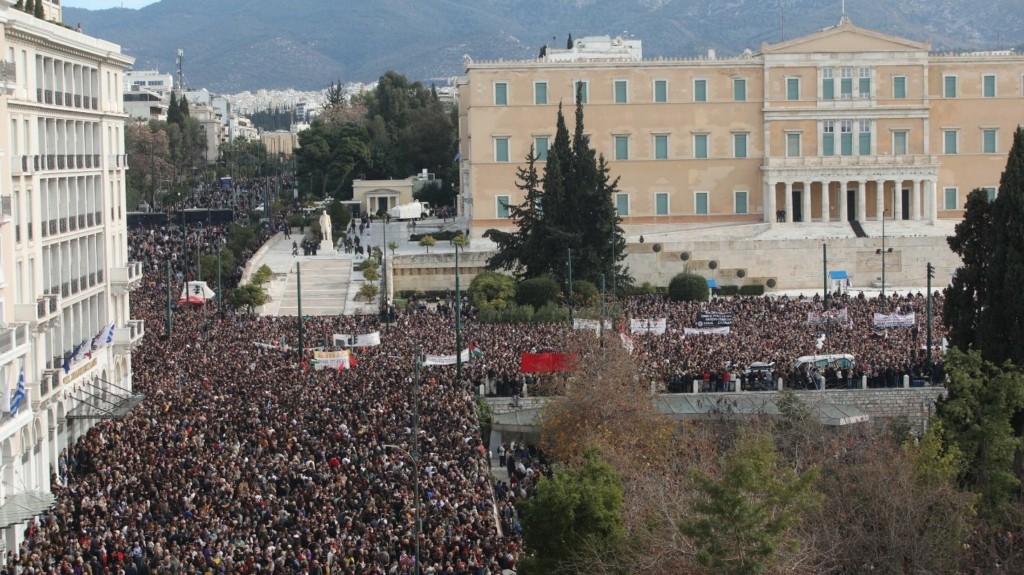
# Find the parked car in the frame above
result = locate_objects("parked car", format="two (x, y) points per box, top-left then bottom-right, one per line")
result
(743, 362), (776, 391)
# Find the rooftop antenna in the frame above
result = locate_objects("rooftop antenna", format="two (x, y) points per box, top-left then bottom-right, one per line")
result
(176, 49), (184, 92)
(781, 2), (785, 41)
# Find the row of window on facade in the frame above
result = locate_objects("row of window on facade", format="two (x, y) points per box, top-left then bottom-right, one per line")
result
(493, 186), (999, 219)
(491, 125), (1003, 162)
(493, 70), (1008, 106)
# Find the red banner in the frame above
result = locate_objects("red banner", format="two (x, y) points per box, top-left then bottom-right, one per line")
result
(520, 352), (578, 373)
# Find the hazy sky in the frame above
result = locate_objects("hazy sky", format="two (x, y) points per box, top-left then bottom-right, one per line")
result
(64, 0), (158, 9)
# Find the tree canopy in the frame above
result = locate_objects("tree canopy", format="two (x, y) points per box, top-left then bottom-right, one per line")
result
(291, 72), (457, 203)
(516, 449), (625, 575)
(945, 127), (1024, 365)
(484, 96), (630, 292)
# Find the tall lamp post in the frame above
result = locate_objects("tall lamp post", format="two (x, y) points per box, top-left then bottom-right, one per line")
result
(876, 209), (893, 309)
(384, 345), (423, 575)
(451, 234), (468, 383)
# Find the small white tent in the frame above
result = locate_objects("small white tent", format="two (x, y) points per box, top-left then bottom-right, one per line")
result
(178, 281), (217, 305)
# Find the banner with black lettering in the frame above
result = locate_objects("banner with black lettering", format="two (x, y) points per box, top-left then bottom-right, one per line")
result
(872, 312), (915, 329)
(630, 318), (667, 335)
(697, 311), (734, 328)
(333, 332), (381, 347)
(573, 318), (613, 334)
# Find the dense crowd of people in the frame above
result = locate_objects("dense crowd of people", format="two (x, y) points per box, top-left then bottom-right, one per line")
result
(1, 208), (952, 573)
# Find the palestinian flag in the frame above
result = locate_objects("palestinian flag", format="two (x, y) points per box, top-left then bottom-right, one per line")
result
(469, 343), (484, 358)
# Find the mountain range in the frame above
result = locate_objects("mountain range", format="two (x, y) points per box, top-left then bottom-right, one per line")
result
(64, 0), (1024, 93)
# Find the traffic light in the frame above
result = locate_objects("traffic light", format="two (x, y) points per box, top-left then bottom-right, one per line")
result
(927, 262), (935, 280)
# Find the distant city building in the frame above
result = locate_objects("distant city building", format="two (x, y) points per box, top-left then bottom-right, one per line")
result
(261, 131), (298, 158)
(123, 69), (173, 98)
(0, 0), (140, 550)
(458, 18), (1024, 237)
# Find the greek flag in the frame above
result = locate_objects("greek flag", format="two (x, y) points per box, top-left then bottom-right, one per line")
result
(9, 370), (26, 418)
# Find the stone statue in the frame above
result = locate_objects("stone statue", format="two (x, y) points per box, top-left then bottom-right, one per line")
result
(319, 210), (333, 246)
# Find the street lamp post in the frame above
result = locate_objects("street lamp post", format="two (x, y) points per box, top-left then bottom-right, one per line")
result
(382, 346), (423, 575)
(451, 235), (467, 383)
(566, 248), (574, 326)
(876, 209), (893, 308)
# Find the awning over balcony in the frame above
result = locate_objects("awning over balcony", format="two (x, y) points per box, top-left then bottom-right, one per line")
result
(0, 491), (55, 529)
(65, 377), (145, 421)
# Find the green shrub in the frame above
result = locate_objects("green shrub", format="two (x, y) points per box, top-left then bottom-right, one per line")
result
(477, 305), (501, 323)
(356, 257), (379, 272)
(252, 264), (274, 286)
(505, 303), (535, 323)
(286, 214), (306, 229)
(410, 230), (466, 242)
(517, 276), (561, 309)
(358, 284), (379, 301)
(668, 272), (710, 302)
(534, 302), (569, 323)
(569, 280), (600, 307)
(469, 271), (516, 310)
(363, 266), (380, 281)
(739, 284), (765, 296)
(715, 285), (740, 297)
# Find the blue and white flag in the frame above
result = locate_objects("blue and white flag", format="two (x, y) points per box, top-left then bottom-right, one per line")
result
(73, 338), (92, 362)
(9, 370), (26, 418)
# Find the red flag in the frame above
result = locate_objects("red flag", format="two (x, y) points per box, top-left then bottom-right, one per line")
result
(520, 352), (578, 373)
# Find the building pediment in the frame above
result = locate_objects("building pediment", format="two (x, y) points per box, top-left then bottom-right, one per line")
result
(761, 17), (929, 55)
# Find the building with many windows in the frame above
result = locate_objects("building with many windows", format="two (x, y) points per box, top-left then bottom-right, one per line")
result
(0, 0), (139, 552)
(457, 18), (1024, 240)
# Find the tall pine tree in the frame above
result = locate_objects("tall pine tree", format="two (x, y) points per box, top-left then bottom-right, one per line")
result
(23, 0), (34, 14)
(976, 126), (1024, 365)
(33, 0), (44, 18)
(485, 93), (630, 290)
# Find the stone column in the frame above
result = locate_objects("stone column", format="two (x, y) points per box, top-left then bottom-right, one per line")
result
(838, 179), (848, 222)
(820, 181), (830, 223)
(857, 180), (867, 222)
(784, 181), (794, 223)
(875, 179), (885, 221)
(764, 179), (775, 225)
(801, 182), (812, 224)
(911, 179), (922, 220)
(893, 180), (903, 221)
(928, 179), (938, 224)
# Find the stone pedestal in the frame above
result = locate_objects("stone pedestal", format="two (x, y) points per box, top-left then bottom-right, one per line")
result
(319, 240), (334, 255)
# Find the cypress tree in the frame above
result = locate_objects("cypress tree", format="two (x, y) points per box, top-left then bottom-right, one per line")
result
(13, 1), (24, 10)
(33, 0), (44, 18)
(167, 90), (182, 126)
(566, 33), (574, 49)
(943, 188), (992, 352)
(179, 94), (190, 119)
(976, 126), (1024, 365)
(23, 0), (34, 14)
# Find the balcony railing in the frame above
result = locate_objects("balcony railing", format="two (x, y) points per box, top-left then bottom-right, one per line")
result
(109, 261), (143, 293)
(0, 323), (30, 358)
(764, 154), (938, 169)
(14, 295), (59, 331)
(113, 319), (145, 351)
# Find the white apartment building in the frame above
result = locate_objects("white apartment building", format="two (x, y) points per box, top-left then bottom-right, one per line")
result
(0, 0), (140, 552)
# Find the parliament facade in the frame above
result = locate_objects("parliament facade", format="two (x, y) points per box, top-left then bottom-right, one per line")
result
(457, 18), (1024, 238)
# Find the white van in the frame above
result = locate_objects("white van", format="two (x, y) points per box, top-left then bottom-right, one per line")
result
(793, 354), (855, 371)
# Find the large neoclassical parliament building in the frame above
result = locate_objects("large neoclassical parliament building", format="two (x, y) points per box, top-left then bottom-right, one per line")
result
(457, 17), (1024, 239)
